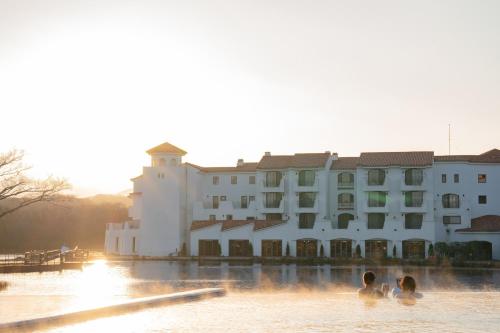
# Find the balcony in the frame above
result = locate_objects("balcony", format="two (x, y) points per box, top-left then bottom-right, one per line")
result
(338, 202), (354, 210)
(261, 178), (285, 192)
(337, 182), (354, 189)
(260, 199), (285, 214)
(295, 198), (319, 213)
(294, 176), (319, 192)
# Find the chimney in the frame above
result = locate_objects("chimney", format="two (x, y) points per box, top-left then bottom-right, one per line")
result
(237, 159), (244, 167)
(264, 152), (271, 156)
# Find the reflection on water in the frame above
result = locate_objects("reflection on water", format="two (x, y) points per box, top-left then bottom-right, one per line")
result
(1, 261), (500, 332)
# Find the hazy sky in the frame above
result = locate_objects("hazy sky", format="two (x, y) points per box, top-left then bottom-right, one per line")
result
(1, 0), (499, 196)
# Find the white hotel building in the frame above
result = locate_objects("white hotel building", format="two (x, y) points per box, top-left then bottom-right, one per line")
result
(105, 142), (500, 260)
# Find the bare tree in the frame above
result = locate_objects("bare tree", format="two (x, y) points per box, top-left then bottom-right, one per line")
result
(0, 150), (70, 220)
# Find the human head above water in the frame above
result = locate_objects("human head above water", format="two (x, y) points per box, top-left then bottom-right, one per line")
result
(400, 275), (416, 292)
(363, 271), (376, 286)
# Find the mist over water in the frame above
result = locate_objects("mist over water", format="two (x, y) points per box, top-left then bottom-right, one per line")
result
(1, 261), (500, 332)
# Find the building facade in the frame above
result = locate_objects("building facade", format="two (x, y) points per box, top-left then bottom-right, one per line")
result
(105, 142), (500, 260)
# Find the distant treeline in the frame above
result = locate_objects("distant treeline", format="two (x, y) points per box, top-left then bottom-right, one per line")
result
(0, 195), (130, 252)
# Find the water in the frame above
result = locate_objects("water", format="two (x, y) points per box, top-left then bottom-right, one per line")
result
(1, 260), (500, 332)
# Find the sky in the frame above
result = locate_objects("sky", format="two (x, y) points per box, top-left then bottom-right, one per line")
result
(0, 0), (499, 196)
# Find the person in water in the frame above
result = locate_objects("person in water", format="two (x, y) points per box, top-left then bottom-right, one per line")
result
(392, 275), (423, 305)
(358, 271), (388, 299)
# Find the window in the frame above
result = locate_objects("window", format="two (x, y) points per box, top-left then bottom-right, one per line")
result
(265, 171), (282, 187)
(199, 240), (219, 256)
(337, 213), (354, 229)
(298, 170), (315, 186)
(231, 176), (237, 184)
(330, 240), (352, 258)
(478, 195), (487, 204)
(478, 174), (487, 183)
(170, 158), (177, 166)
(454, 174), (459, 183)
(367, 169), (385, 186)
(220, 196), (227, 201)
(443, 216), (461, 224)
(213, 176), (219, 185)
(159, 158), (166, 167)
(249, 175), (256, 184)
(442, 174), (446, 183)
(265, 192), (282, 208)
(226, 214), (233, 220)
(368, 191), (387, 207)
(241, 196), (248, 208)
(299, 213), (315, 229)
(298, 192), (316, 208)
(209, 215), (216, 221)
(132, 237), (136, 253)
(365, 240), (387, 259)
(405, 213), (423, 229)
(338, 193), (354, 209)
(246, 216), (255, 220)
(338, 172), (354, 187)
(249, 196), (255, 202)
(367, 213), (385, 229)
(404, 191), (423, 207)
(296, 239), (318, 257)
(405, 169), (423, 186)
(442, 193), (460, 208)
(212, 196), (219, 209)
(115, 237), (119, 252)
(261, 240), (282, 257)
(266, 213), (282, 221)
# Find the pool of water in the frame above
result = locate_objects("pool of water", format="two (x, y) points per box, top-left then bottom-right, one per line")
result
(1, 260), (500, 332)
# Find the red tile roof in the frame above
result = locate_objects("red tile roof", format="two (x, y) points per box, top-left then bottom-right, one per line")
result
(434, 149), (500, 163)
(146, 142), (187, 156)
(434, 155), (475, 162)
(470, 149), (500, 163)
(257, 153), (331, 169)
(456, 215), (500, 232)
(221, 220), (255, 231)
(331, 157), (360, 170)
(190, 220), (221, 231)
(253, 220), (286, 231)
(185, 162), (257, 173)
(359, 151), (434, 167)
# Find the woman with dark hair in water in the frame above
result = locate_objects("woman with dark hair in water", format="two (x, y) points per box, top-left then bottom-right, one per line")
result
(392, 275), (423, 305)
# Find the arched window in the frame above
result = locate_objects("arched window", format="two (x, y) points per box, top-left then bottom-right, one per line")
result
(338, 213), (354, 229)
(170, 158), (177, 166)
(368, 169), (385, 186)
(338, 193), (354, 209)
(405, 169), (423, 185)
(442, 194), (460, 208)
(338, 172), (354, 187)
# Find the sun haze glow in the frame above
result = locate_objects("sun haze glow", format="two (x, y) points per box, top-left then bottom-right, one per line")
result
(0, 0), (499, 195)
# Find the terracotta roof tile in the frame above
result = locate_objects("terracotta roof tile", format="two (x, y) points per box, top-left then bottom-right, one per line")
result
(147, 142), (187, 156)
(190, 220), (221, 231)
(257, 153), (330, 169)
(221, 220), (254, 231)
(434, 155), (475, 162)
(470, 149), (500, 163)
(331, 157), (360, 170)
(456, 215), (500, 232)
(202, 163), (258, 173)
(253, 220), (286, 231)
(359, 151), (434, 167)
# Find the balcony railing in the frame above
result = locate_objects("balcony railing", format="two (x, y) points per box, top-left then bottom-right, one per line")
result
(337, 182), (354, 189)
(338, 202), (354, 210)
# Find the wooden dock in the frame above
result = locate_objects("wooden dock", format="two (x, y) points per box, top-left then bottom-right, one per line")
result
(0, 249), (89, 274)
